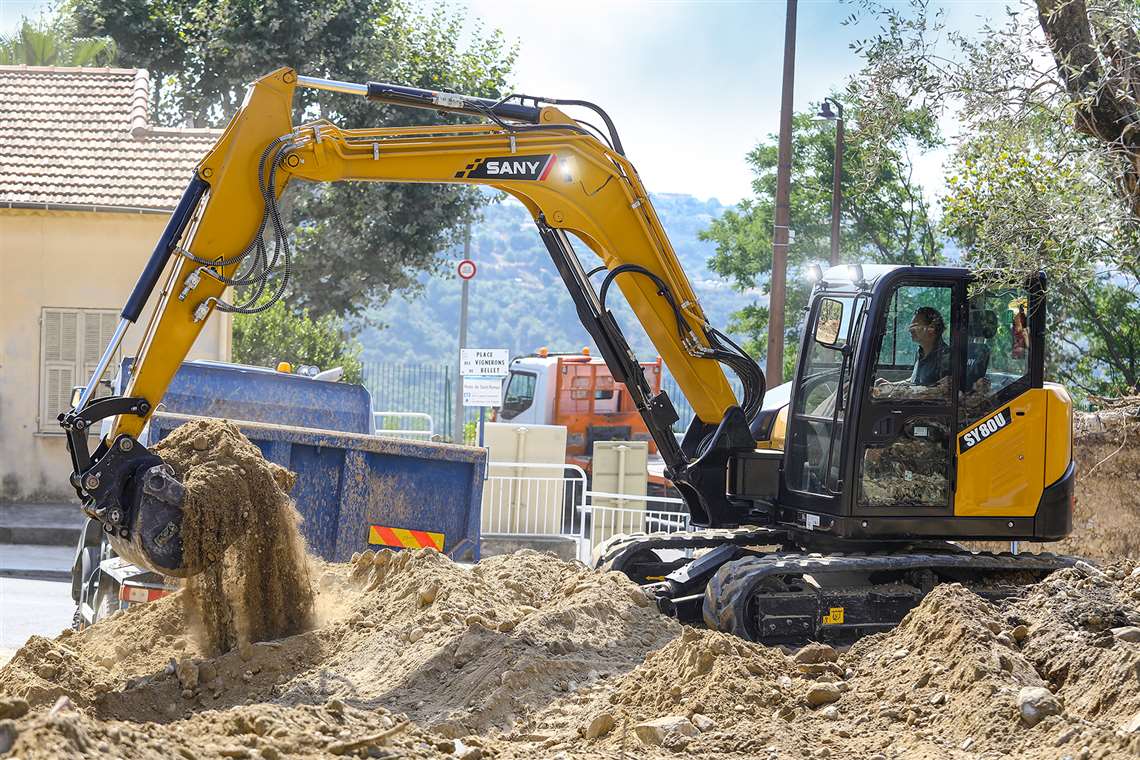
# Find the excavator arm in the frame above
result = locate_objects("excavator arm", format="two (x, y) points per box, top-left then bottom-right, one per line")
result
(60, 67), (764, 576)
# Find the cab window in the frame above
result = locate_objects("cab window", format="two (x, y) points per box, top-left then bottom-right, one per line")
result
(870, 284), (954, 402)
(960, 285), (1031, 430)
(500, 371), (536, 420)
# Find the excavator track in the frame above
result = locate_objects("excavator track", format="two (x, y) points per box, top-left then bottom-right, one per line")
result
(703, 551), (1078, 645)
(594, 527), (792, 583)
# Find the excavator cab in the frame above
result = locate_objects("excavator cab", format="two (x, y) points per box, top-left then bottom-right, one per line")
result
(735, 264), (1073, 546)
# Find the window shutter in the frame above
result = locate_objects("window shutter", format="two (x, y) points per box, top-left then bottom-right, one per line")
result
(44, 366), (75, 424)
(41, 309), (79, 430)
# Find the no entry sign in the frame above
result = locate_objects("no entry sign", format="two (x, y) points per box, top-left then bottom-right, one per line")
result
(457, 259), (477, 280)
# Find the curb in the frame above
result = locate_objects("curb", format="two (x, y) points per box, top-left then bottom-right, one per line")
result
(0, 526), (82, 547)
(0, 568), (71, 582)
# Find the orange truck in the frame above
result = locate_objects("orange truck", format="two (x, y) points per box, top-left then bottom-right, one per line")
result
(496, 348), (667, 482)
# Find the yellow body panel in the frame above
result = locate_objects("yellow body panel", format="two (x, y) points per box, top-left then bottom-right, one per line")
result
(954, 388), (1055, 518)
(1043, 382), (1073, 486)
(756, 405), (788, 451)
(111, 68), (738, 442)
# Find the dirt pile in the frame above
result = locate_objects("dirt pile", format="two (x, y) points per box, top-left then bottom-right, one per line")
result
(1, 700), (451, 759)
(972, 409), (1140, 561)
(1059, 411), (1140, 560)
(3, 412), (1140, 758)
(5, 553), (1140, 758)
(154, 419), (314, 653)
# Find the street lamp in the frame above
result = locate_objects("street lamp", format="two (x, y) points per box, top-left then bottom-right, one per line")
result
(816, 97), (844, 267)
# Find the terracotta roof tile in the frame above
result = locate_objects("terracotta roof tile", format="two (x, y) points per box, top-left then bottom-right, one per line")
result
(0, 66), (220, 211)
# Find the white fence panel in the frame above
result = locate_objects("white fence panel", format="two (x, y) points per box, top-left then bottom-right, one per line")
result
(480, 461), (693, 564)
(579, 492), (689, 563)
(482, 461), (587, 536)
(373, 411), (434, 440)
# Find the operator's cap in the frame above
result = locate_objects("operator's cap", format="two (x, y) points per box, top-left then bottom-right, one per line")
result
(276, 361), (292, 373)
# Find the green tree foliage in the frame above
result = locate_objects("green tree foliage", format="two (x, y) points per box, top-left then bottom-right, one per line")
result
(71, 0), (516, 318)
(942, 124), (1140, 395)
(0, 17), (116, 65)
(852, 0), (1140, 396)
(357, 191), (750, 364)
(852, 0), (1140, 224)
(232, 292), (363, 384)
(700, 103), (941, 366)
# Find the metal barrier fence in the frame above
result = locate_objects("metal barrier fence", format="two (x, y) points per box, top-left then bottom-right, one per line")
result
(579, 492), (689, 563)
(360, 362), (747, 439)
(373, 411), (434, 440)
(481, 461), (690, 563)
(482, 461), (588, 536)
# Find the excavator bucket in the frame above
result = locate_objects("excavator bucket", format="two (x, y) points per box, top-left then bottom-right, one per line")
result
(106, 456), (199, 578)
(66, 428), (204, 578)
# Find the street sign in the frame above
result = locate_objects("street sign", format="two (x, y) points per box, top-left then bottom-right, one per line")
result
(462, 376), (502, 407)
(457, 259), (477, 280)
(460, 348), (508, 377)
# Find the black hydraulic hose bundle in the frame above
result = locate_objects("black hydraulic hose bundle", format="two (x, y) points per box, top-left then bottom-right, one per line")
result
(596, 265), (765, 426)
(177, 136), (296, 316)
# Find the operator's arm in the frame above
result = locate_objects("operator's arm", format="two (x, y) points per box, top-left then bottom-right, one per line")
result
(61, 68), (764, 575)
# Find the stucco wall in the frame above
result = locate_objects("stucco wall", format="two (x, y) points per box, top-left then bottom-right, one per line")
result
(0, 209), (231, 501)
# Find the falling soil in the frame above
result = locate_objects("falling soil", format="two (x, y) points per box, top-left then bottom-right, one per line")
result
(154, 419), (315, 653)
(2, 413), (1140, 758)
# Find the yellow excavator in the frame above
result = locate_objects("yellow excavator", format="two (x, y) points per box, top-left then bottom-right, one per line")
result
(61, 68), (1076, 644)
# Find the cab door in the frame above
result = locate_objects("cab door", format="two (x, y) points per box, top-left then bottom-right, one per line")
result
(854, 280), (962, 518)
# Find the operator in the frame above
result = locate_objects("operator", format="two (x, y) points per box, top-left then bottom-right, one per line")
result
(873, 306), (951, 396)
(906, 306), (950, 386)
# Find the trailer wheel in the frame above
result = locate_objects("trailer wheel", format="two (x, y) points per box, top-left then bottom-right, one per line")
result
(91, 577), (120, 625)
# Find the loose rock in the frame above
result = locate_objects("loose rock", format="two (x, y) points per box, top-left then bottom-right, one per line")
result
(585, 712), (615, 739)
(633, 716), (698, 746)
(1110, 626), (1140, 642)
(794, 642), (838, 664)
(1017, 686), (1062, 727)
(806, 683), (843, 706)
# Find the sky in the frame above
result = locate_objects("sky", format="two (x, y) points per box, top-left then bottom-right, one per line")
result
(453, 0), (1006, 205)
(1, 0), (1009, 205)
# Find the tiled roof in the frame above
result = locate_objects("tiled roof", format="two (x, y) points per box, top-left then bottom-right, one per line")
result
(0, 66), (221, 212)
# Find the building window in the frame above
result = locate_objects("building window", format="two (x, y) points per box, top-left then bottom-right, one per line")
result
(40, 308), (119, 432)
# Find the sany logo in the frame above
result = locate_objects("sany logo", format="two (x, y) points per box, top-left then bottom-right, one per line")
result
(959, 407), (1013, 453)
(485, 159), (542, 176)
(455, 154), (556, 181)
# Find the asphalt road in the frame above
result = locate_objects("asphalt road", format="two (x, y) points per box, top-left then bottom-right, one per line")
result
(0, 577), (75, 665)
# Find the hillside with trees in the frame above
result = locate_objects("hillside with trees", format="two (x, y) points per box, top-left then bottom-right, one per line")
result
(355, 191), (759, 364)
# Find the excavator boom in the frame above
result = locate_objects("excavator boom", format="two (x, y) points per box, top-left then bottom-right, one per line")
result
(60, 67), (764, 576)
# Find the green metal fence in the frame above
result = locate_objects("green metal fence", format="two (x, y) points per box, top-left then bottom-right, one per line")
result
(361, 362), (454, 439)
(662, 373), (744, 433)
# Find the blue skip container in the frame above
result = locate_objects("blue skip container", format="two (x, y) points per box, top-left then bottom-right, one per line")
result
(117, 359), (483, 562)
(144, 413), (484, 563)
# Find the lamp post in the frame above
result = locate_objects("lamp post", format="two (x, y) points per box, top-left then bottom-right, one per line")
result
(817, 97), (844, 267)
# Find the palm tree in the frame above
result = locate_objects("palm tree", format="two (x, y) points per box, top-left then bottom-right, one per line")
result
(0, 18), (117, 66)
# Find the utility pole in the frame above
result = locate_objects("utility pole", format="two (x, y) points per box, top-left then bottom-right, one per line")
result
(453, 223), (472, 443)
(767, 0), (797, 385)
